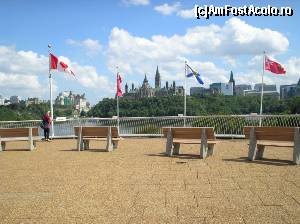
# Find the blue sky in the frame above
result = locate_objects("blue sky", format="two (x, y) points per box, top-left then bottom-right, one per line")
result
(0, 0), (299, 104)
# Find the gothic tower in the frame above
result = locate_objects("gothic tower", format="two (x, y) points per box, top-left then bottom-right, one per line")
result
(125, 83), (128, 94)
(155, 66), (161, 89)
(229, 71), (236, 95)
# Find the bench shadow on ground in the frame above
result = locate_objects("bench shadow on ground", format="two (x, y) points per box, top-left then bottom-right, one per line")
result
(60, 148), (109, 153)
(146, 152), (201, 160)
(1, 149), (32, 152)
(223, 157), (295, 166)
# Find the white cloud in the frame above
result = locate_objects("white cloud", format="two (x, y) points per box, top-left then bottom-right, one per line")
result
(72, 64), (113, 94)
(220, 18), (288, 55)
(66, 38), (102, 56)
(0, 45), (112, 100)
(122, 0), (150, 6)
(0, 46), (48, 75)
(154, 2), (181, 15)
(177, 8), (194, 19)
(107, 18), (289, 87)
(223, 56), (237, 68)
(0, 72), (46, 98)
(284, 57), (300, 82)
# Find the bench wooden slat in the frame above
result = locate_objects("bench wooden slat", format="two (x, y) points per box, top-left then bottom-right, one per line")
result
(162, 127), (216, 140)
(244, 126), (294, 141)
(0, 137), (41, 141)
(244, 126), (300, 164)
(162, 127), (217, 159)
(0, 127), (40, 151)
(74, 126), (120, 152)
(0, 127), (39, 138)
(257, 141), (294, 148)
(74, 126), (119, 138)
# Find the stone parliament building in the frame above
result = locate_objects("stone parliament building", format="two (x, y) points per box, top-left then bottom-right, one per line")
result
(123, 66), (184, 99)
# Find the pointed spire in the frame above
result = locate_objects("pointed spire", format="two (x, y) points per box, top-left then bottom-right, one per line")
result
(229, 71), (234, 82)
(298, 77), (300, 86)
(229, 71), (236, 96)
(143, 73), (148, 83)
(155, 65), (161, 88)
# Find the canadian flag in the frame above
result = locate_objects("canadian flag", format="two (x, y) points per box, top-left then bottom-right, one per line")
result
(49, 53), (75, 76)
(265, 55), (286, 75)
(116, 73), (123, 97)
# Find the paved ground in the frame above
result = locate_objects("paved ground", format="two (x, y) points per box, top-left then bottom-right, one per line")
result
(0, 138), (300, 224)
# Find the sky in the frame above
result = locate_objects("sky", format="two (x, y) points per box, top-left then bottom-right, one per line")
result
(0, 0), (299, 105)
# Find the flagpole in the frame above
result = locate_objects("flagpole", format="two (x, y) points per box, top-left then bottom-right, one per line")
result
(48, 44), (55, 138)
(184, 60), (187, 127)
(259, 51), (266, 127)
(116, 66), (120, 131)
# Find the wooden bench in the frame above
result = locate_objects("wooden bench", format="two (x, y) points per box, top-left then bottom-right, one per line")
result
(74, 126), (121, 152)
(244, 126), (300, 165)
(0, 127), (40, 151)
(162, 127), (217, 159)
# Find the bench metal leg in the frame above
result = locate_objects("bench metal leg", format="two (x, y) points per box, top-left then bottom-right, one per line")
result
(200, 129), (208, 159)
(200, 143), (207, 159)
(173, 143), (180, 155)
(106, 141), (113, 152)
(83, 140), (89, 150)
(33, 141), (37, 150)
(106, 127), (113, 152)
(112, 141), (118, 150)
(29, 128), (34, 151)
(166, 128), (173, 157)
(77, 127), (83, 151)
(77, 137), (81, 151)
(293, 128), (300, 165)
(207, 144), (215, 156)
(255, 145), (265, 160)
(0, 141), (5, 151)
(79, 139), (84, 151)
(248, 127), (257, 161)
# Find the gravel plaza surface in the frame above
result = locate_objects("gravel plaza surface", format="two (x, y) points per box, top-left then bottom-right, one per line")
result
(0, 138), (300, 224)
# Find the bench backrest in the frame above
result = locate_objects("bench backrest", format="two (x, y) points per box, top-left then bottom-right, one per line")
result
(74, 126), (119, 138)
(0, 127), (39, 138)
(244, 126), (295, 141)
(162, 127), (216, 140)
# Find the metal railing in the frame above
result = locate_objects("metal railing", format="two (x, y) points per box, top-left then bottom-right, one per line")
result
(0, 115), (299, 138)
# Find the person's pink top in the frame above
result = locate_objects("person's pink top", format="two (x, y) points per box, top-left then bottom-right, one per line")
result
(42, 114), (51, 129)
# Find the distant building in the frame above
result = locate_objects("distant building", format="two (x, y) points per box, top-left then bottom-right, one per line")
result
(10, 96), (21, 104)
(235, 84), (252, 96)
(280, 78), (300, 99)
(244, 90), (279, 99)
(210, 82), (233, 96)
(55, 91), (90, 112)
(209, 72), (234, 96)
(123, 66), (184, 99)
(25, 97), (40, 106)
(190, 87), (210, 97)
(254, 84), (277, 92)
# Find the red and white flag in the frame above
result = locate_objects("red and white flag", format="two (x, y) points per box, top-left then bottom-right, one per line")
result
(265, 56), (286, 75)
(116, 73), (123, 97)
(49, 53), (75, 76)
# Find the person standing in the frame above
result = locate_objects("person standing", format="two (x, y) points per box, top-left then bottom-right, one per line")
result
(42, 111), (52, 141)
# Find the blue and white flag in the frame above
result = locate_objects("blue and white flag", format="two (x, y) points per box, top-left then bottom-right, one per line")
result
(186, 64), (204, 85)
